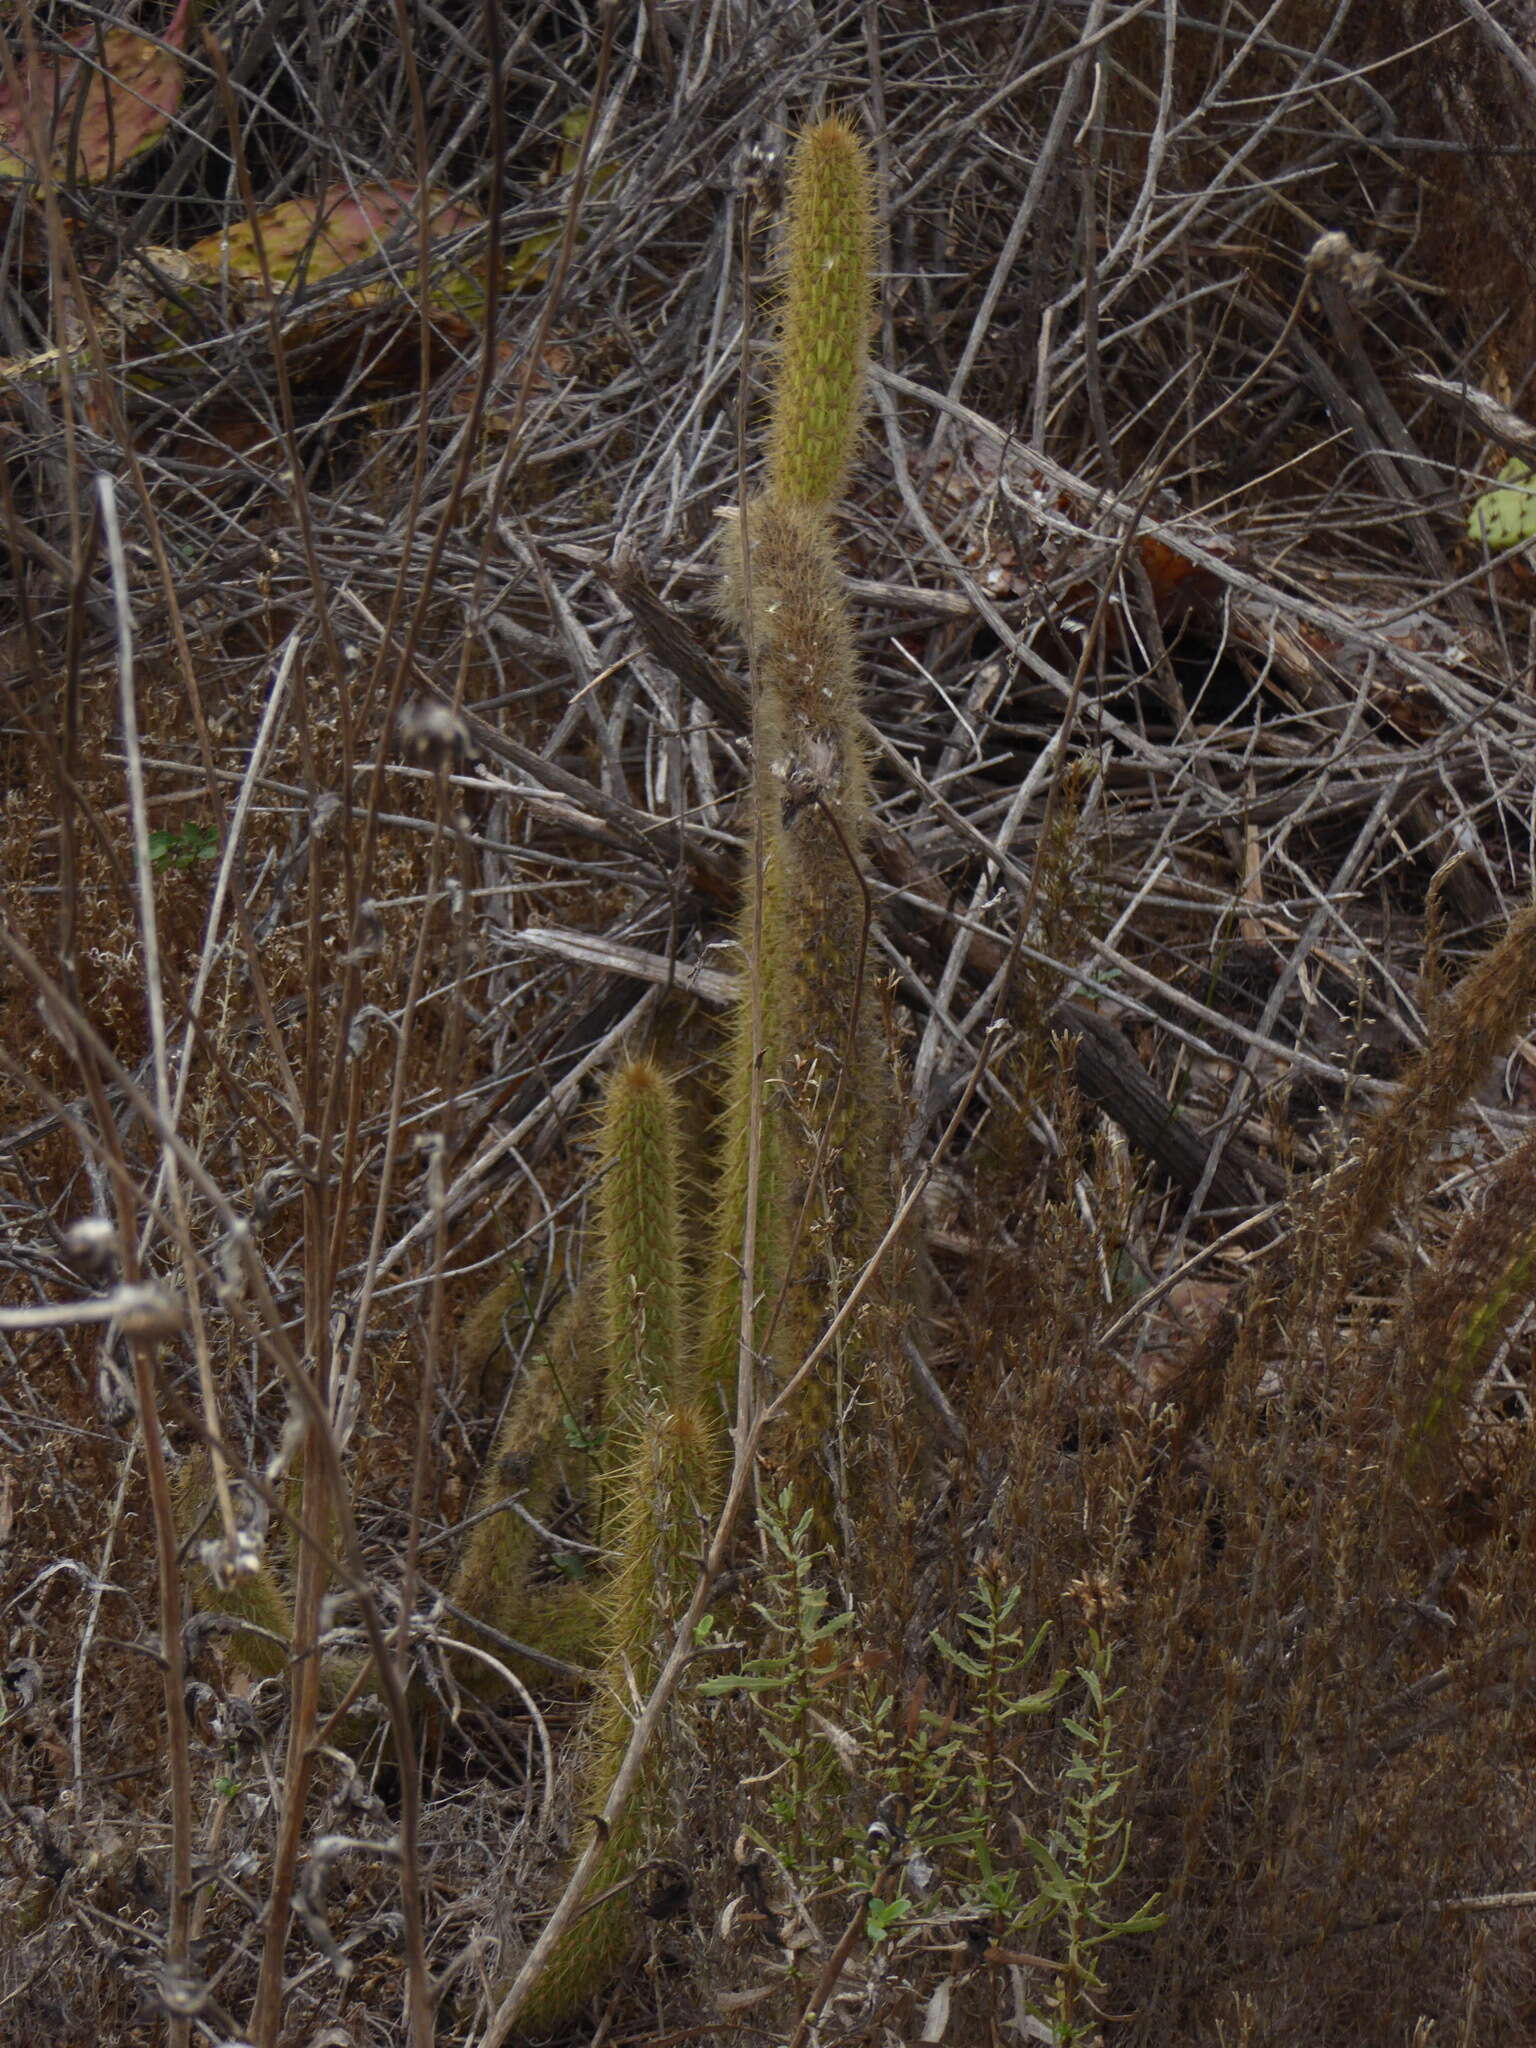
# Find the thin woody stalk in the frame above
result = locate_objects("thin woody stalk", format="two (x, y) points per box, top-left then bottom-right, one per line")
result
(1384, 1126), (1536, 1495)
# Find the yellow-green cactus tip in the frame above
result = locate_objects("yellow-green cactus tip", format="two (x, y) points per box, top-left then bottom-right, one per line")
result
(766, 114), (876, 512)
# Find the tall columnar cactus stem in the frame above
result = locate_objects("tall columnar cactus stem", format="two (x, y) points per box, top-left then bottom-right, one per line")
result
(739, 498), (889, 1414)
(709, 116), (891, 1515)
(766, 115), (876, 511)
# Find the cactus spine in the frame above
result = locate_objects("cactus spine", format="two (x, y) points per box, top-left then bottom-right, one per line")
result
(596, 1058), (690, 1430)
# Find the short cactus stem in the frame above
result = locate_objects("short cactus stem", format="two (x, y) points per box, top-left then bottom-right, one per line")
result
(511, 1397), (717, 2032)
(597, 1057), (690, 1418)
(174, 1455), (295, 1685)
(447, 1284), (605, 1689)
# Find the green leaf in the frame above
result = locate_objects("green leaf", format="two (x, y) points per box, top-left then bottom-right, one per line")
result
(1013, 1674), (1070, 1713)
(1023, 1838), (1073, 1900)
(1079, 1782), (1125, 1812)
(695, 1670), (786, 1697)
(149, 820), (218, 870)
(931, 1635), (988, 1679)
(1100, 1902), (1166, 1937)
(1081, 1892), (1163, 1941)
(865, 1893), (913, 1944)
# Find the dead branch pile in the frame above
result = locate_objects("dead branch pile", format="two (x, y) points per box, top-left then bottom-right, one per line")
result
(7, 2), (1536, 2043)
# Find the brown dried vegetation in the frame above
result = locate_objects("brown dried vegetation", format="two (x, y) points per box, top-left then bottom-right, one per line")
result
(7, 3), (1536, 2045)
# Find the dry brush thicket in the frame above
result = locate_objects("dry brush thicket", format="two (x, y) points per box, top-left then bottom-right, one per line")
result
(6, 2), (1536, 2044)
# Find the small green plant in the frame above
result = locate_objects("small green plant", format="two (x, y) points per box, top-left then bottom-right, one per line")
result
(865, 1891), (913, 1944)
(1024, 1636), (1164, 2046)
(866, 1593), (1160, 2043)
(698, 1486), (857, 1873)
(926, 1574), (1069, 1923)
(149, 819), (218, 870)
(702, 1553), (1161, 2041)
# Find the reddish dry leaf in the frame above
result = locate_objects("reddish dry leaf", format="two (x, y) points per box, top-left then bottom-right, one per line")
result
(1137, 530), (1221, 620)
(181, 183), (482, 297)
(1140, 1276), (1236, 1396)
(0, 0), (188, 185)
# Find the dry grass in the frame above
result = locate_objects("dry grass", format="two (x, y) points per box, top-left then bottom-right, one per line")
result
(6, 1), (1536, 2043)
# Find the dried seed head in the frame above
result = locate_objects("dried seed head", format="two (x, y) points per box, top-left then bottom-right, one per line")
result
(1306, 229), (1382, 301)
(63, 1216), (117, 1278)
(115, 1282), (186, 1341)
(1064, 1571), (1127, 1630)
(398, 697), (468, 769)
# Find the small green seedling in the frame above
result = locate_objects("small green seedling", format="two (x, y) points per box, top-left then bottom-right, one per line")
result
(865, 1893), (913, 1945)
(149, 821), (218, 870)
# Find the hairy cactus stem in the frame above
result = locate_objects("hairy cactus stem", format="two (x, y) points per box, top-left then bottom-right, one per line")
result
(710, 116), (891, 1515)
(510, 1054), (721, 2025)
(765, 114), (877, 512)
(510, 1395), (717, 2031)
(593, 1057), (692, 1519)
